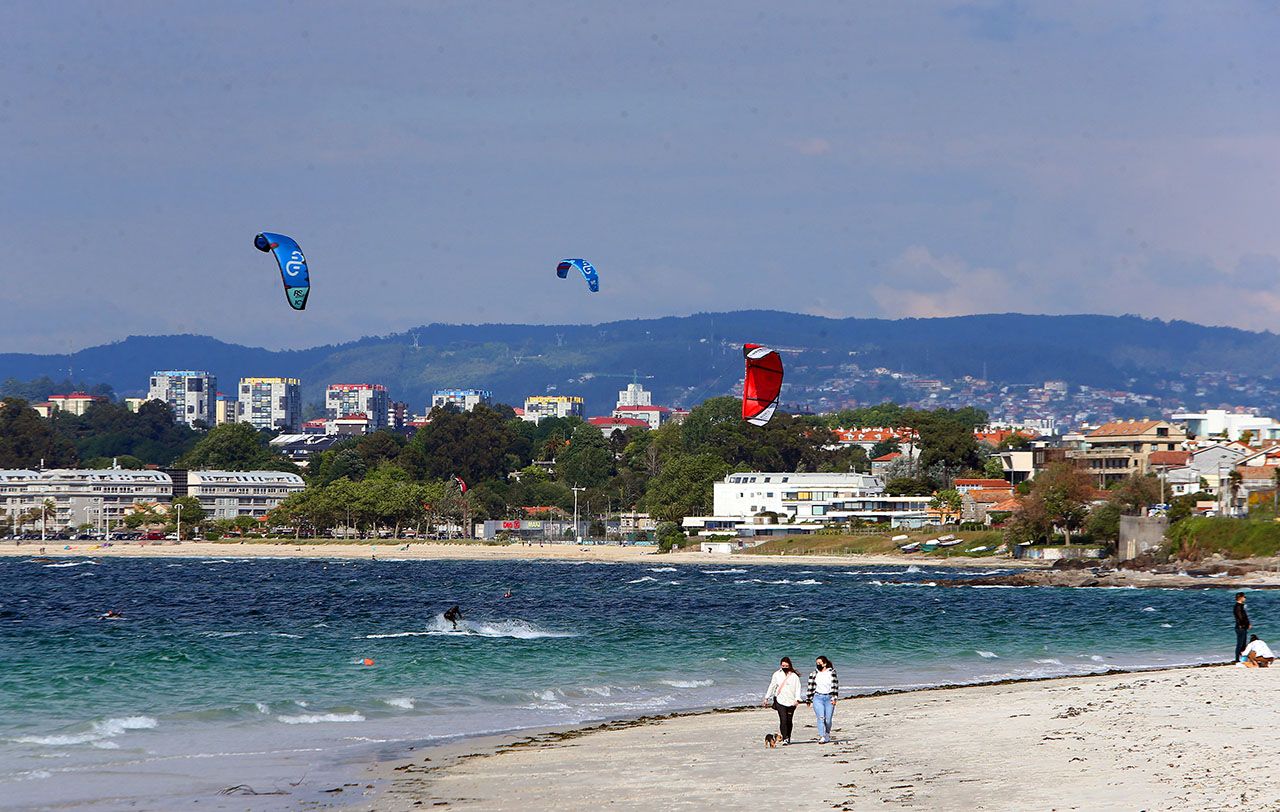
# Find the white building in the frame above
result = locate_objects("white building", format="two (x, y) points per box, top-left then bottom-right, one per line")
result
(238, 377), (302, 432)
(616, 382), (652, 408)
(327, 384), (390, 430)
(682, 472), (932, 538)
(1172, 410), (1280, 441)
(148, 370), (216, 426)
(185, 470), (306, 520)
(431, 389), (493, 413)
(612, 404), (670, 430)
(0, 468), (173, 531)
(522, 395), (584, 423)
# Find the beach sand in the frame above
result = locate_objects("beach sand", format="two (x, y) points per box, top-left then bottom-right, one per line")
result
(365, 665), (1280, 811)
(0, 540), (1027, 569)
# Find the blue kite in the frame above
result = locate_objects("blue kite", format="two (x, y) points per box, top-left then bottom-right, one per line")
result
(556, 258), (599, 293)
(254, 232), (310, 310)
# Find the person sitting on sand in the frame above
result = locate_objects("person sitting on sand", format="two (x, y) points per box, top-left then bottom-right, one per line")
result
(762, 656), (803, 746)
(1243, 635), (1275, 668)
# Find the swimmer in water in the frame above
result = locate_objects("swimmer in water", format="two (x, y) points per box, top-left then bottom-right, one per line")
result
(443, 605), (463, 630)
(503, 590), (513, 599)
(99, 609), (123, 620)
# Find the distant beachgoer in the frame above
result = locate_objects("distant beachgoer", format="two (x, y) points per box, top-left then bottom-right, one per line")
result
(762, 656), (802, 745)
(1235, 592), (1251, 662)
(806, 655), (840, 744)
(1243, 635), (1275, 668)
(444, 605), (463, 630)
(503, 590), (513, 599)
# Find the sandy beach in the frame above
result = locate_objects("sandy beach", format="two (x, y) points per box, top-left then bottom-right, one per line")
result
(365, 664), (1277, 811)
(0, 540), (1030, 570)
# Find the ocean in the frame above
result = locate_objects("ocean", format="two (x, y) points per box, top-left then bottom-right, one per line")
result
(0, 556), (1260, 810)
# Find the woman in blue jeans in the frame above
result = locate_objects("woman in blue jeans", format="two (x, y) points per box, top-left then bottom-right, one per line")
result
(806, 655), (839, 744)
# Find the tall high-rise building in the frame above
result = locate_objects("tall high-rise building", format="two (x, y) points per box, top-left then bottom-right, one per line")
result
(215, 393), (238, 425)
(431, 389), (493, 413)
(148, 370), (216, 426)
(387, 400), (409, 431)
(238, 377), (302, 432)
(326, 384), (389, 430)
(617, 382), (652, 408)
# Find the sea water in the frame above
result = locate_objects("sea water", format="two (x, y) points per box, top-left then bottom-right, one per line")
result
(0, 556), (1261, 809)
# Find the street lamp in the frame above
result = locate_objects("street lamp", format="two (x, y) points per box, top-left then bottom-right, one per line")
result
(571, 486), (586, 544)
(175, 502), (183, 543)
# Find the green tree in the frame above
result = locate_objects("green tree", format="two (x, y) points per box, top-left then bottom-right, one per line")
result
(405, 405), (516, 483)
(0, 398), (77, 468)
(655, 521), (686, 553)
(929, 488), (963, 523)
(1034, 462), (1095, 544)
(644, 454), (731, 523)
(170, 495), (206, 525)
(177, 423), (288, 471)
(556, 425), (614, 487)
(982, 456), (1005, 479)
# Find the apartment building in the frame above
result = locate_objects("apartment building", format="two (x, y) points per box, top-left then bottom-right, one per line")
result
(184, 470), (306, 520)
(522, 395), (584, 423)
(0, 468), (173, 531)
(430, 389), (492, 413)
(1068, 419), (1188, 486)
(238, 377), (302, 432)
(148, 370), (216, 426)
(327, 384), (390, 429)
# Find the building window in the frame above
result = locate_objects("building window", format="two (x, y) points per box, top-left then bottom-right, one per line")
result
(811, 506), (826, 516)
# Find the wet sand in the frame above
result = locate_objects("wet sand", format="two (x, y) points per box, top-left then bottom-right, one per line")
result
(364, 664), (1278, 811)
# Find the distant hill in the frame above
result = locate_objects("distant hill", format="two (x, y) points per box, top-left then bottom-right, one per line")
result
(1, 312), (1277, 412)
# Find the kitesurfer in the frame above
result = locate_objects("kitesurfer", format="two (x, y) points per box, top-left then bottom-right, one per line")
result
(444, 605), (463, 630)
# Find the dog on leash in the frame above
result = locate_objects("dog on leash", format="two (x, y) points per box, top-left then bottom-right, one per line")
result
(764, 733), (780, 748)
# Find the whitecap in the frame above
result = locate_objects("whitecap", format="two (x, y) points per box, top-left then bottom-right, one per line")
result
(1033, 658), (1063, 665)
(44, 561), (99, 568)
(1089, 655), (1106, 662)
(14, 715), (158, 747)
(660, 679), (713, 688)
(1160, 623), (1173, 629)
(277, 712), (364, 724)
(383, 697), (415, 709)
(1141, 607), (1156, 612)
(794, 579), (821, 585)
(255, 703), (270, 714)
(701, 568), (747, 574)
(367, 617), (574, 640)
(628, 576), (659, 584)
(976, 650), (999, 659)
(647, 567), (677, 572)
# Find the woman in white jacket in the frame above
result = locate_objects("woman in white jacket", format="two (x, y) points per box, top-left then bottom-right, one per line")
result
(762, 656), (803, 745)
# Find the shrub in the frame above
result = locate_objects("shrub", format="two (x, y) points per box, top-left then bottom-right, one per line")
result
(1166, 517), (1280, 560)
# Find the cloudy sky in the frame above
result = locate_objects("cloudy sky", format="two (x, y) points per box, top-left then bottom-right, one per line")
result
(3, 1), (1278, 353)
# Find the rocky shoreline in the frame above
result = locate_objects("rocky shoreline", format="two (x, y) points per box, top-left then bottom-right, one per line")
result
(916, 557), (1280, 590)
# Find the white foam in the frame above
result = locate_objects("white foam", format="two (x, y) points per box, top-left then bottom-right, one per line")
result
(44, 561), (99, 568)
(628, 576), (659, 584)
(14, 715), (157, 747)
(1033, 658), (1063, 665)
(794, 579), (821, 585)
(647, 567), (677, 572)
(383, 697), (415, 709)
(976, 650), (999, 659)
(277, 712), (364, 724)
(701, 568), (747, 574)
(367, 617), (575, 640)
(660, 679), (713, 688)
(1160, 623), (1173, 628)
(1141, 607), (1156, 612)
(255, 702), (270, 714)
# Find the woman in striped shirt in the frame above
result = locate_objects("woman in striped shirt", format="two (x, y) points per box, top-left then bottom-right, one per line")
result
(806, 655), (839, 744)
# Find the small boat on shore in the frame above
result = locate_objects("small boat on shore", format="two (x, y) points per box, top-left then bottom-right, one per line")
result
(938, 539), (962, 547)
(899, 541), (920, 552)
(969, 546), (990, 553)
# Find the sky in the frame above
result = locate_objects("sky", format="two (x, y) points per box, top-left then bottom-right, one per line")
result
(2, 1), (1278, 354)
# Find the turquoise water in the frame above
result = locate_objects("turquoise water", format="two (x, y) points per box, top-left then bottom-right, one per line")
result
(0, 556), (1261, 809)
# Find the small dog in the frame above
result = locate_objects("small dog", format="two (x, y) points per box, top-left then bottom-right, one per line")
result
(764, 733), (780, 748)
